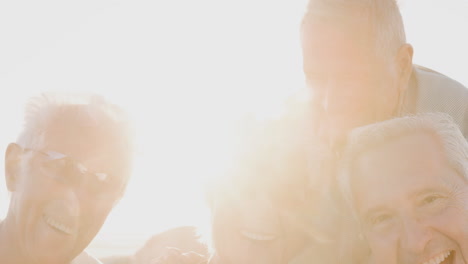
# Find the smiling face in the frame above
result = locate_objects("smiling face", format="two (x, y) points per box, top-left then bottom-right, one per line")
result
(301, 15), (402, 142)
(5, 120), (131, 264)
(211, 189), (285, 264)
(207, 118), (313, 264)
(210, 179), (312, 264)
(353, 132), (468, 264)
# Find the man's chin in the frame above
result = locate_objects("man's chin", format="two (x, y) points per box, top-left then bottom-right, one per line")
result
(30, 232), (89, 264)
(319, 117), (375, 146)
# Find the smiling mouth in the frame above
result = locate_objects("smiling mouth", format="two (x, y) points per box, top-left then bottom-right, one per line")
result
(421, 250), (453, 264)
(44, 215), (74, 235)
(240, 230), (277, 241)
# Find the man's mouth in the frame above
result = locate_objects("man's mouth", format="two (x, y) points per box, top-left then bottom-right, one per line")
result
(421, 250), (453, 264)
(43, 215), (74, 235)
(240, 230), (277, 241)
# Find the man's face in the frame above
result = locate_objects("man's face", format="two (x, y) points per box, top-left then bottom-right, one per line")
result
(354, 133), (468, 264)
(7, 124), (130, 264)
(301, 17), (401, 142)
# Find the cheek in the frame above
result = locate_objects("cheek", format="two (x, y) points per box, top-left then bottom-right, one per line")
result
(367, 233), (398, 264)
(375, 75), (399, 107)
(78, 201), (113, 239)
(211, 214), (242, 262)
(13, 180), (51, 221)
(430, 207), (468, 246)
(335, 82), (381, 117)
(211, 208), (238, 247)
(83, 202), (112, 225)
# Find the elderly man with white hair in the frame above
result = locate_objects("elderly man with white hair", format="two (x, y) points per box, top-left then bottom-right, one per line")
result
(299, 1), (468, 262)
(0, 93), (134, 264)
(301, 0), (468, 145)
(339, 113), (468, 264)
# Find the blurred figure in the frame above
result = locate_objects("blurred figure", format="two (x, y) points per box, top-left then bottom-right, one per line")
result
(339, 113), (468, 264)
(301, 0), (468, 145)
(0, 93), (134, 264)
(200, 116), (332, 264)
(127, 116), (331, 264)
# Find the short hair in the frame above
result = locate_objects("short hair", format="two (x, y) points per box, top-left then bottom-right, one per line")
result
(338, 113), (468, 213)
(301, 0), (406, 60)
(16, 92), (134, 177)
(17, 92), (131, 147)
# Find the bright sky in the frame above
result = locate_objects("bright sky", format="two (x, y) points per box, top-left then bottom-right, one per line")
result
(0, 0), (467, 258)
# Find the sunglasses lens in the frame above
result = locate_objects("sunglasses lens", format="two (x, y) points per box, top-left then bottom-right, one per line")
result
(38, 150), (123, 199)
(42, 158), (65, 182)
(42, 158), (84, 185)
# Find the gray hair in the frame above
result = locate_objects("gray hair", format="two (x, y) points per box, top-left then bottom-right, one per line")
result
(339, 113), (468, 213)
(16, 92), (133, 154)
(301, 0), (406, 60)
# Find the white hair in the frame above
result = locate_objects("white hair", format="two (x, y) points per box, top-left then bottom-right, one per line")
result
(339, 113), (468, 214)
(16, 92), (133, 152)
(301, 0), (406, 60)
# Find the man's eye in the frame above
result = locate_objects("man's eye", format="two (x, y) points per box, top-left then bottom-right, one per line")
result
(421, 194), (446, 207)
(370, 214), (392, 227)
(418, 194), (450, 216)
(42, 159), (66, 177)
(423, 196), (439, 204)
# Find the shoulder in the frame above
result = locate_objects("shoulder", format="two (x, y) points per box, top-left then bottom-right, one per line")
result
(411, 65), (468, 137)
(414, 65), (467, 91)
(72, 251), (103, 264)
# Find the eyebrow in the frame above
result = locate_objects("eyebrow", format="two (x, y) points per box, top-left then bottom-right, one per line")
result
(361, 187), (449, 219)
(410, 187), (449, 200)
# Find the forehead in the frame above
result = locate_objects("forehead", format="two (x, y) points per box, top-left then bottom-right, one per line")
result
(302, 15), (376, 73)
(353, 133), (462, 213)
(42, 118), (131, 178)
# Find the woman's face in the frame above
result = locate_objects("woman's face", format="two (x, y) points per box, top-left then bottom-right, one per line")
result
(211, 191), (285, 264)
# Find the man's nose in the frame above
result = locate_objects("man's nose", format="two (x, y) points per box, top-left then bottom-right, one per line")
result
(400, 216), (431, 254)
(61, 187), (81, 217)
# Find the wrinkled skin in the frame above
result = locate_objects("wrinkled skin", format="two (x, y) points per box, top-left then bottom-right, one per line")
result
(1, 117), (131, 264)
(354, 133), (468, 264)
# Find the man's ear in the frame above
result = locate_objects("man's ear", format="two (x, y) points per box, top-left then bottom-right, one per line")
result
(395, 43), (414, 93)
(5, 143), (24, 192)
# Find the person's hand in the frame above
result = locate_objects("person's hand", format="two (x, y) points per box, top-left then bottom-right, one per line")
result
(150, 247), (207, 264)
